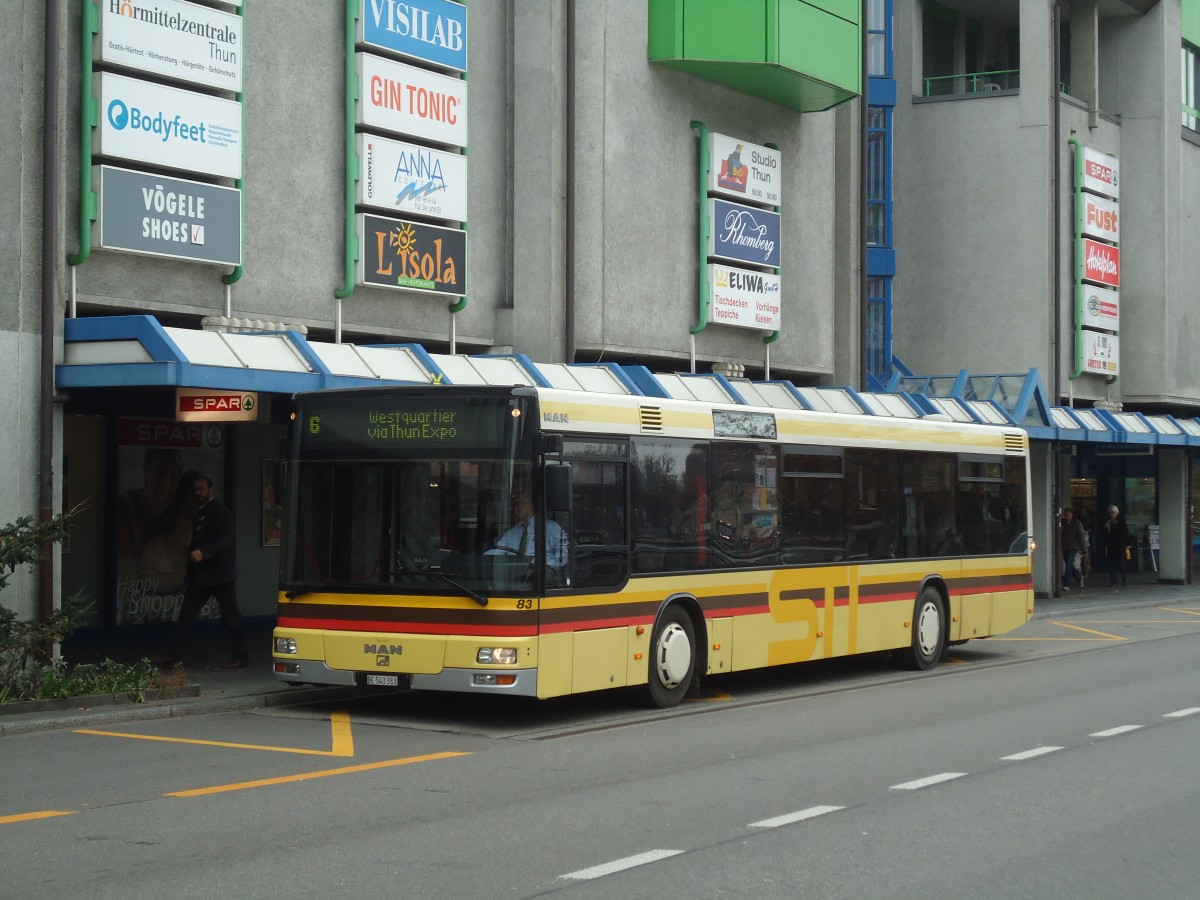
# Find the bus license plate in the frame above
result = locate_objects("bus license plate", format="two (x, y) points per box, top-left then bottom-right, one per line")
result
(366, 674), (399, 687)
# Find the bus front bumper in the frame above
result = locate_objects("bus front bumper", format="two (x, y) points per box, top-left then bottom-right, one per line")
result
(271, 658), (538, 697)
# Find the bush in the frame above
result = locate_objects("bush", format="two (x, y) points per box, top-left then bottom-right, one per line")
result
(0, 508), (170, 703)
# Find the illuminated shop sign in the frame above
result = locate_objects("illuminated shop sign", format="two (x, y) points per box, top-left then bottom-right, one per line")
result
(707, 198), (781, 268)
(707, 133), (781, 207)
(94, 165), (242, 265)
(357, 213), (465, 296)
(356, 53), (467, 146)
(1081, 238), (1120, 288)
(94, 72), (243, 179)
(708, 264), (781, 331)
(176, 388), (259, 422)
(97, 0), (243, 92)
(357, 134), (467, 221)
(358, 0), (467, 73)
(1081, 146), (1119, 199)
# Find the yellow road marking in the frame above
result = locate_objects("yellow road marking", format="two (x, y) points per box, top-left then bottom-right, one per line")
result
(77, 710), (356, 758)
(166, 751), (470, 797)
(992, 620), (1125, 641)
(1048, 621), (1125, 640)
(1161, 606), (1200, 617)
(687, 690), (733, 702)
(0, 810), (76, 826)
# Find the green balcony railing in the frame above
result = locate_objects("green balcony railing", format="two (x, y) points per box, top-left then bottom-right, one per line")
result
(923, 68), (1019, 96)
(1185, 102), (1200, 131)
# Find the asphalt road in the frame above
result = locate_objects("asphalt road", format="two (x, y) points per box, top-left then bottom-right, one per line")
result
(2, 604), (1198, 898)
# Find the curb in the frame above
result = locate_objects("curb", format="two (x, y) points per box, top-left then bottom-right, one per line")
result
(0, 685), (366, 737)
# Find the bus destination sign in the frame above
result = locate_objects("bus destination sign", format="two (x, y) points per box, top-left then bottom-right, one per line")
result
(300, 398), (507, 451)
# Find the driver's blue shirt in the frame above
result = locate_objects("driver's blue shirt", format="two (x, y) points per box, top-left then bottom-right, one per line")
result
(494, 516), (569, 568)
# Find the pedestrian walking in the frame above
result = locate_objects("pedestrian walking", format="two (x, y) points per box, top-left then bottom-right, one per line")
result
(157, 474), (249, 669)
(1060, 507), (1087, 591)
(1096, 504), (1132, 588)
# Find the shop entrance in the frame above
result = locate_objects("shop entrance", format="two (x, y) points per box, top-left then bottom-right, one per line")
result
(1068, 448), (1158, 582)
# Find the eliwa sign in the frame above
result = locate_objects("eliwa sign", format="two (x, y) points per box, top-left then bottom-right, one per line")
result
(96, 0), (243, 93)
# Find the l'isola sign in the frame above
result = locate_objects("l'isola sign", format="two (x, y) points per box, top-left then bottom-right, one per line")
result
(357, 213), (465, 296)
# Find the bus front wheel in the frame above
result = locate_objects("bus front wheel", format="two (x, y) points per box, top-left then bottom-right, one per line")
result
(906, 587), (945, 670)
(645, 605), (696, 709)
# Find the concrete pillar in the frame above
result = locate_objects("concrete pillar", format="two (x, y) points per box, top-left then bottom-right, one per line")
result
(1030, 441), (1056, 596)
(1157, 448), (1188, 583)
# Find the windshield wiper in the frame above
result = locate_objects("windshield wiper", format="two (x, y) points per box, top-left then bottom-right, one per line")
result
(395, 566), (489, 607)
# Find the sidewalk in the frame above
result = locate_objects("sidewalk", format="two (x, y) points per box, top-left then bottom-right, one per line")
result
(0, 635), (363, 737)
(3, 580), (1198, 736)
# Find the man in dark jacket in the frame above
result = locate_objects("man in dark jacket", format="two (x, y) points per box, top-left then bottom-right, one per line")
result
(158, 474), (248, 669)
(1097, 504), (1133, 588)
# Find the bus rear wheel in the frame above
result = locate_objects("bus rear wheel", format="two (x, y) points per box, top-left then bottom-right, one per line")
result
(645, 606), (696, 709)
(906, 587), (945, 670)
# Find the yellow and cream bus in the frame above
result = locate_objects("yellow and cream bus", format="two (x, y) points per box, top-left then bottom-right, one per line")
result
(272, 382), (1033, 707)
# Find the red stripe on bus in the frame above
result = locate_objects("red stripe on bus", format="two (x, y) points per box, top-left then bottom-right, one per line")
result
(277, 617), (537, 637)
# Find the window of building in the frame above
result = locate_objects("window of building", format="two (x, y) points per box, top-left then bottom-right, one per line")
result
(866, 277), (892, 383)
(1183, 42), (1200, 131)
(866, 107), (890, 247)
(867, 0), (892, 78)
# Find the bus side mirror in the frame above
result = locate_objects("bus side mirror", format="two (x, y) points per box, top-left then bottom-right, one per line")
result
(545, 464), (571, 513)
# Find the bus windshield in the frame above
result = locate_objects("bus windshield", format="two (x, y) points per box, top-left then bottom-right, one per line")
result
(284, 391), (540, 596)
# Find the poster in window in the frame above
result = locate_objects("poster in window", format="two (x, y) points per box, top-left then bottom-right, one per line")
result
(262, 459), (283, 547)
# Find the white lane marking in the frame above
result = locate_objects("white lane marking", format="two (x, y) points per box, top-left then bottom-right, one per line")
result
(890, 772), (967, 791)
(749, 805), (845, 829)
(1164, 707), (1200, 718)
(1001, 746), (1064, 761)
(1090, 725), (1142, 738)
(558, 849), (684, 882)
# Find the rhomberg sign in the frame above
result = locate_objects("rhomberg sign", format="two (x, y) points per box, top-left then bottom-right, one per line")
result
(357, 213), (465, 296)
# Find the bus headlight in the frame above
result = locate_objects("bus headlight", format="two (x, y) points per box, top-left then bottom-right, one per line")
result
(477, 647), (517, 665)
(275, 637), (297, 654)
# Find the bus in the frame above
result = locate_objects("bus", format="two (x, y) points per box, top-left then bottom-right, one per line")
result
(272, 383), (1033, 707)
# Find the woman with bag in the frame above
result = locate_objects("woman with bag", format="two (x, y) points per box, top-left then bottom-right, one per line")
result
(1097, 505), (1132, 588)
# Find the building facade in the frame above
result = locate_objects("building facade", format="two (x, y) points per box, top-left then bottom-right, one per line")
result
(884, 0), (1200, 590)
(3, 0), (863, 633)
(4, 0), (1197, 642)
